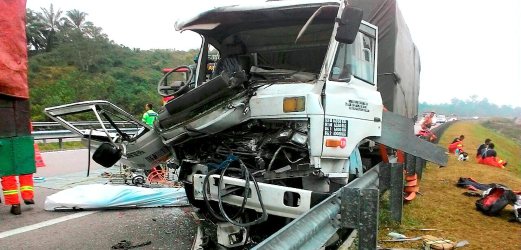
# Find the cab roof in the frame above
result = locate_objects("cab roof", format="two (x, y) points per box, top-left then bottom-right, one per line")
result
(175, 0), (340, 42)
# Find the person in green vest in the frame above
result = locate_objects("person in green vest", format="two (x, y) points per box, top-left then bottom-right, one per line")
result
(142, 103), (158, 126)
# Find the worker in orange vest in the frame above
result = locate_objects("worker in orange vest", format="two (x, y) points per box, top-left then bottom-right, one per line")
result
(1, 174), (34, 215)
(0, 0), (36, 215)
(420, 112), (437, 142)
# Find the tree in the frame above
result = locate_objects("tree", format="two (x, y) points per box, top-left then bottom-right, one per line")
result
(37, 4), (64, 52)
(26, 9), (46, 53)
(63, 9), (93, 32)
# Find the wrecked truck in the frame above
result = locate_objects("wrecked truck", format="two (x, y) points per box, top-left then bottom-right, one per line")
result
(45, 0), (446, 248)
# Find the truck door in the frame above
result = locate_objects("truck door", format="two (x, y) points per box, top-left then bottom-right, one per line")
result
(322, 22), (382, 159)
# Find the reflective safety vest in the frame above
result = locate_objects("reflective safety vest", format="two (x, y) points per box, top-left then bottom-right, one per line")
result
(142, 110), (158, 126)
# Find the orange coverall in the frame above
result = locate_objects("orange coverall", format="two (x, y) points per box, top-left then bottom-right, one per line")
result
(1, 174), (34, 205)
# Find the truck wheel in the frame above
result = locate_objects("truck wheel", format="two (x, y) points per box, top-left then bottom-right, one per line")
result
(131, 175), (145, 186)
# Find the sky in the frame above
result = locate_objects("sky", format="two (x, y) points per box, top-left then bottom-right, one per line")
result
(26, 0), (521, 108)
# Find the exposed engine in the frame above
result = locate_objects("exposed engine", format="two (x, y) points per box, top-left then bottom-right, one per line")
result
(177, 120), (310, 178)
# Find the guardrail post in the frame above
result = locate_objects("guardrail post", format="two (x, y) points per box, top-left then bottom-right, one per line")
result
(405, 153), (415, 175)
(390, 163), (404, 223)
(58, 138), (63, 149)
(378, 163), (390, 192)
(342, 187), (379, 250)
(415, 157), (425, 180)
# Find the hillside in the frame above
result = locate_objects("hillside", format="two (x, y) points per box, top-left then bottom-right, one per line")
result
(25, 6), (198, 121)
(379, 121), (521, 249)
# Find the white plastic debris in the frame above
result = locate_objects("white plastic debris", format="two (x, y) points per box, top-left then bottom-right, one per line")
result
(388, 232), (408, 239)
(44, 184), (188, 211)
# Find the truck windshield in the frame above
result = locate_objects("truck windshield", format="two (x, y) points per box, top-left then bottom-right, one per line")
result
(216, 22), (334, 77)
(330, 32), (376, 84)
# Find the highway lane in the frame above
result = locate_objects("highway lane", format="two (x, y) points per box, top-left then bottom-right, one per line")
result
(0, 149), (197, 249)
(34, 149), (104, 177)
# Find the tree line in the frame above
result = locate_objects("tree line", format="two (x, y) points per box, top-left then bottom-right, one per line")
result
(26, 5), (197, 121)
(419, 95), (521, 118)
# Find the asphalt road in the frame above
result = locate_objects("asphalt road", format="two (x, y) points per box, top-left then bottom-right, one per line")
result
(0, 149), (197, 249)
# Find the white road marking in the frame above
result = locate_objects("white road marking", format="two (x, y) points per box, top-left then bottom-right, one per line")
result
(0, 211), (97, 239)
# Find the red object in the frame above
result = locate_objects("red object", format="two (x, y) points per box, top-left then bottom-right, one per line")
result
(0, 0), (29, 99)
(404, 173), (419, 201)
(404, 191), (416, 201)
(396, 150), (405, 163)
(34, 143), (46, 167)
(479, 156), (506, 169)
(379, 144), (389, 163)
(147, 168), (167, 183)
(162, 96), (174, 105)
(162, 67), (189, 73)
(1, 174), (33, 205)
(30, 123), (46, 167)
(448, 141), (463, 154)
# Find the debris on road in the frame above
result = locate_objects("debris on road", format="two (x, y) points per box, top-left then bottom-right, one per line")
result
(422, 235), (456, 250)
(111, 240), (152, 249)
(381, 232), (422, 242)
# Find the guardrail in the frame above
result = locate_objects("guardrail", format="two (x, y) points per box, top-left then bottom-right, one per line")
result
(254, 162), (404, 250)
(32, 127), (139, 149)
(32, 121), (136, 129)
(254, 122), (450, 250)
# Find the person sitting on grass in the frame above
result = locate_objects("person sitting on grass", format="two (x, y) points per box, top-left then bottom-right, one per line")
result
(476, 138), (491, 160)
(448, 135), (465, 154)
(478, 143), (508, 168)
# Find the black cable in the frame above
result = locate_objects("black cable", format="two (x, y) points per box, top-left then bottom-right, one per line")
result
(217, 158), (268, 227)
(202, 169), (226, 221)
(202, 158), (268, 227)
(87, 128), (92, 177)
(202, 167), (247, 222)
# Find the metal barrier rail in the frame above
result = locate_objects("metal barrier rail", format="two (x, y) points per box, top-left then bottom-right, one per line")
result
(254, 122), (451, 250)
(254, 162), (405, 250)
(32, 128), (139, 148)
(32, 121), (136, 128)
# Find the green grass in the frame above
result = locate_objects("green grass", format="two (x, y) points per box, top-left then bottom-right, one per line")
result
(378, 121), (521, 249)
(472, 122), (521, 176)
(37, 141), (85, 152)
(482, 118), (521, 144)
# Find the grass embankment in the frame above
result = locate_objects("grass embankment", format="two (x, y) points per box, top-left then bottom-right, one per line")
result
(482, 118), (521, 145)
(379, 120), (521, 249)
(37, 141), (85, 152)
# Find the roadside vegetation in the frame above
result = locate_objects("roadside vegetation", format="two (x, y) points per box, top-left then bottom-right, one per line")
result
(379, 120), (521, 249)
(37, 141), (85, 152)
(26, 4), (197, 121)
(482, 117), (521, 145)
(419, 96), (521, 118)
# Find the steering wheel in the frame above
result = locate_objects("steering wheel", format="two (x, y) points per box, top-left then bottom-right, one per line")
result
(157, 66), (193, 97)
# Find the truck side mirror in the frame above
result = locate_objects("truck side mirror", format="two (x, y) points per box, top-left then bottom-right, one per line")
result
(335, 6), (363, 44)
